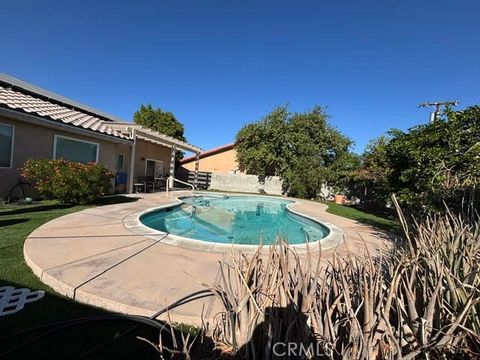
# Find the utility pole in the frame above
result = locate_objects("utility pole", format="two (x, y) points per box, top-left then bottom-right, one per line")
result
(418, 100), (459, 123)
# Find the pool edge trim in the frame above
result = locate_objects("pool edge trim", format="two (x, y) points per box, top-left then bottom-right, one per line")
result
(123, 193), (344, 253)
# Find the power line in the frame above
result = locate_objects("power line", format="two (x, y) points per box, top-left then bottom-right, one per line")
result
(418, 100), (459, 123)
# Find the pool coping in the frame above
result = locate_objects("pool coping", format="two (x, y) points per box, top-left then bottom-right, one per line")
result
(122, 192), (344, 253)
(23, 191), (396, 325)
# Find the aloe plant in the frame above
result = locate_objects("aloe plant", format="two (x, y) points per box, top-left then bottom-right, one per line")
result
(147, 201), (479, 359)
(204, 207), (480, 359)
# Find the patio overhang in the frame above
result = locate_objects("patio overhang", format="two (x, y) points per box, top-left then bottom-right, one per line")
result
(105, 122), (202, 153)
(105, 122), (203, 193)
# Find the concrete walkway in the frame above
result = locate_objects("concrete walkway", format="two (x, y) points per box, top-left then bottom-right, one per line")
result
(23, 192), (397, 325)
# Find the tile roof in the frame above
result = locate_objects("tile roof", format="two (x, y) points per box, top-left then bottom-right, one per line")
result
(0, 83), (129, 140)
(0, 74), (202, 151)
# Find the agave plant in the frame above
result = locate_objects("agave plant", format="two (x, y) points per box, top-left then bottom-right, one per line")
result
(145, 199), (480, 359)
(204, 206), (480, 359)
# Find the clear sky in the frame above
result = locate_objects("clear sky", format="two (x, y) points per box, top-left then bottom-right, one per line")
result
(1, 0), (478, 153)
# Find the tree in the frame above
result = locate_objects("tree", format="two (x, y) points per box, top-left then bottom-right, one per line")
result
(235, 106), (291, 177)
(133, 104), (186, 142)
(351, 136), (392, 207)
(385, 106), (480, 214)
(235, 106), (356, 199)
(284, 107), (355, 198)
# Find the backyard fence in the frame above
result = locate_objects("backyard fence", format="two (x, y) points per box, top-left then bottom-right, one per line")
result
(177, 169), (212, 189)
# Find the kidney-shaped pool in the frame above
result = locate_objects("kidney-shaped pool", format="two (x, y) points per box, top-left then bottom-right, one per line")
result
(140, 195), (330, 245)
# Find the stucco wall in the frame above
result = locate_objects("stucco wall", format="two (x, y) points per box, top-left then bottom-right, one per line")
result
(182, 148), (239, 174)
(0, 116), (125, 198)
(133, 139), (171, 180)
(209, 173), (284, 195)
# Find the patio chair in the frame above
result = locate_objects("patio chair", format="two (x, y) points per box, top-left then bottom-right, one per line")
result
(135, 176), (155, 193)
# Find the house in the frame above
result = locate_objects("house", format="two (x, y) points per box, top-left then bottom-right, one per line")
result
(180, 143), (239, 174)
(179, 143), (283, 195)
(0, 73), (201, 198)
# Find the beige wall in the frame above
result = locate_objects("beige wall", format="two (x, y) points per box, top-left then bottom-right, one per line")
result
(0, 116), (129, 198)
(133, 139), (172, 181)
(182, 148), (239, 174)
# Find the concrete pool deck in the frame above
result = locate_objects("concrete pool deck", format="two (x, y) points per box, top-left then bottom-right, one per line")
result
(23, 192), (398, 325)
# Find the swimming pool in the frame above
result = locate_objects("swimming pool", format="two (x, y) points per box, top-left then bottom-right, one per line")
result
(140, 195), (330, 245)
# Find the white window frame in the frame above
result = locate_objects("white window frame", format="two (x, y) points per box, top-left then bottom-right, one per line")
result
(53, 134), (99, 163)
(116, 153), (126, 172)
(0, 122), (15, 169)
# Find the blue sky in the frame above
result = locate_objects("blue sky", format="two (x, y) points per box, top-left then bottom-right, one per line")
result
(1, 0), (478, 154)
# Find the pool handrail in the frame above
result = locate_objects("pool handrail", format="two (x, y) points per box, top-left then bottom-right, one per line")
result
(166, 176), (195, 196)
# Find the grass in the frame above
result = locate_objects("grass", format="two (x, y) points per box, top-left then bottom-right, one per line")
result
(322, 201), (401, 234)
(0, 196), (164, 359)
(0, 200), (90, 329)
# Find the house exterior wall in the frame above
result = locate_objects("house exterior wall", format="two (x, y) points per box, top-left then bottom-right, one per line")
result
(133, 139), (171, 181)
(0, 116), (126, 198)
(182, 148), (239, 174)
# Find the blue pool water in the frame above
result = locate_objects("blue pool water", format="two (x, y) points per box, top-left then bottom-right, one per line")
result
(140, 195), (329, 245)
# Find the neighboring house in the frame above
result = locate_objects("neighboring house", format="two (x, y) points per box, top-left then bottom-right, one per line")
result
(180, 143), (239, 174)
(0, 73), (201, 198)
(179, 143), (283, 195)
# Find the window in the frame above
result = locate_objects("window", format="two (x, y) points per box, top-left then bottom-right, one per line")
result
(116, 154), (125, 172)
(54, 135), (99, 163)
(0, 123), (14, 168)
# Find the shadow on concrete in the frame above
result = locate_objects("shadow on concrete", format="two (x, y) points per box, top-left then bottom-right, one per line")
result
(0, 287), (330, 359)
(0, 280), (198, 360)
(0, 281), (216, 360)
(90, 195), (140, 206)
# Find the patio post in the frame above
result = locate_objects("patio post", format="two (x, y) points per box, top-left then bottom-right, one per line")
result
(127, 129), (136, 194)
(194, 151), (200, 188)
(168, 145), (176, 190)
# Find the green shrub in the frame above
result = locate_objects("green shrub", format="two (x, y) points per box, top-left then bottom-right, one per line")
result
(353, 106), (480, 216)
(21, 159), (113, 204)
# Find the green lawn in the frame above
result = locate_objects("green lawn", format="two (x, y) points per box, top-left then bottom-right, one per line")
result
(0, 198), (164, 359)
(323, 201), (401, 234)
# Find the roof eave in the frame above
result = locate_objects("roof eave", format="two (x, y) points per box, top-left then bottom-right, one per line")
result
(0, 107), (132, 145)
(180, 143), (234, 163)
